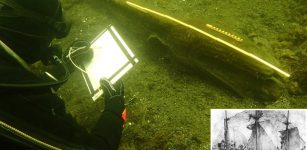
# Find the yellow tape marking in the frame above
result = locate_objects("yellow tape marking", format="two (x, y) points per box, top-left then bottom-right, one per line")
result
(206, 24), (243, 42)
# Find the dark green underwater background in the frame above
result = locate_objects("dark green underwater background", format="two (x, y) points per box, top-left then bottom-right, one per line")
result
(55, 0), (307, 149)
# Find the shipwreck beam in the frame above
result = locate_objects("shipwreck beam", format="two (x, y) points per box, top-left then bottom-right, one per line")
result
(101, 0), (290, 100)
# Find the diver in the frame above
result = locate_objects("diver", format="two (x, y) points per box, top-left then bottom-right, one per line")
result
(0, 0), (125, 149)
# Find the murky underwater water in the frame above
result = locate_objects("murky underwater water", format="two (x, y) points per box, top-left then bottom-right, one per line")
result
(57, 0), (307, 149)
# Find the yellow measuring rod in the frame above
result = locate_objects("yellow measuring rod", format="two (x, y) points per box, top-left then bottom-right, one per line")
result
(126, 1), (290, 78)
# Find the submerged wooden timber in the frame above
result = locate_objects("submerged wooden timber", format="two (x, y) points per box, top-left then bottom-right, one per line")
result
(102, 0), (290, 100)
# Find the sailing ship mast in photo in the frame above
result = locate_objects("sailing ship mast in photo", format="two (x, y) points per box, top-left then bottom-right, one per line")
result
(212, 110), (306, 150)
(280, 110), (290, 150)
(215, 111), (242, 150)
(247, 110), (263, 150)
(279, 110), (305, 150)
(216, 110), (231, 150)
(224, 111), (230, 150)
(245, 110), (275, 150)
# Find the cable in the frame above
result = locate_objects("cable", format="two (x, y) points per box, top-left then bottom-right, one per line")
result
(0, 120), (62, 150)
(68, 46), (87, 73)
(62, 40), (89, 60)
(0, 59), (70, 88)
(0, 39), (91, 88)
(64, 40), (92, 74)
(0, 39), (70, 88)
(0, 39), (31, 72)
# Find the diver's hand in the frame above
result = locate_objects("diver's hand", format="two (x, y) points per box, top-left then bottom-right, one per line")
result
(42, 44), (63, 65)
(100, 79), (126, 121)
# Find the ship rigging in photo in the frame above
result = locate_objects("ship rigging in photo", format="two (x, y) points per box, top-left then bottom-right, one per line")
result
(212, 110), (306, 150)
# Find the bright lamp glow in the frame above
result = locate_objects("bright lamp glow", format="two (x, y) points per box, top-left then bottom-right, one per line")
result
(82, 26), (138, 101)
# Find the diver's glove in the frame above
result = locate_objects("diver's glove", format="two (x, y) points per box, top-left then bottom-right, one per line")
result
(42, 44), (63, 65)
(100, 79), (127, 123)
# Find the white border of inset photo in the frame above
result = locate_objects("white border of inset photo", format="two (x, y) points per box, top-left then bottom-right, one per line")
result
(210, 109), (307, 150)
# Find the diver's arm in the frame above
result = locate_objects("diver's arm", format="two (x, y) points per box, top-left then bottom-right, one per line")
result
(91, 111), (124, 149)
(90, 79), (126, 149)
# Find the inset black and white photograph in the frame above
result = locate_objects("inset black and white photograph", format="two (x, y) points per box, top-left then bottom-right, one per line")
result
(211, 109), (307, 150)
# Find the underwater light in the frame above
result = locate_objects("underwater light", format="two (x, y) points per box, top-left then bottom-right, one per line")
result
(82, 25), (138, 101)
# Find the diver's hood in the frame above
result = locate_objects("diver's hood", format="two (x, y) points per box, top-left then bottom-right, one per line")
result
(0, 0), (71, 38)
(0, 0), (71, 63)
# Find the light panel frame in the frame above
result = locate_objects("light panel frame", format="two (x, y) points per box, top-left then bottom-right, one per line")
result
(81, 25), (138, 101)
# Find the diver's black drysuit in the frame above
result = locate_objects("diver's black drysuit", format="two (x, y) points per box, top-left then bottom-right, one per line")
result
(0, 0), (124, 149)
(0, 60), (124, 150)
